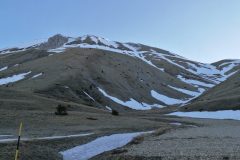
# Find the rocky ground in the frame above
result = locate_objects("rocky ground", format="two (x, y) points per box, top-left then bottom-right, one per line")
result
(1, 111), (240, 160)
(0, 108), (173, 160)
(94, 117), (240, 160)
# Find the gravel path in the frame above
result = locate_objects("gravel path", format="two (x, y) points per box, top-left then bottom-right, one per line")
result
(105, 118), (240, 160)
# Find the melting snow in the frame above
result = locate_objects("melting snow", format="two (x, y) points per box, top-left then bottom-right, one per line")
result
(0, 48), (26, 55)
(0, 71), (31, 85)
(81, 36), (87, 41)
(60, 131), (152, 160)
(151, 90), (186, 105)
(149, 50), (237, 84)
(105, 106), (112, 111)
(177, 75), (214, 88)
(98, 88), (164, 110)
(97, 37), (119, 48)
(90, 36), (98, 44)
(217, 70), (239, 82)
(48, 47), (66, 53)
(219, 59), (240, 67)
(186, 62), (219, 75)
(83, 91), (95, 101)
(0, 66), (8, 72)
(31, 73), (43, 79)
(168, 85), (203, 97)
(168, 110), (240, 120)
(220, 61), (240, 74)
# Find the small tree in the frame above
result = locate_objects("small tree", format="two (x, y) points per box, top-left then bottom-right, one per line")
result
(55, 104), (68, 115)
(111, 109), (119, 116)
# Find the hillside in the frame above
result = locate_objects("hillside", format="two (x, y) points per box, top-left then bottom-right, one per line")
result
(182, 70), (240, 111)
(0, 34), (239, 111)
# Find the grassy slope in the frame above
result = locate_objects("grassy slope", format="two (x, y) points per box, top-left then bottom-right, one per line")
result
(0, 48), (198, 110)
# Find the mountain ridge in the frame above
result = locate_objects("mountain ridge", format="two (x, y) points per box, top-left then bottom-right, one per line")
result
(0, 34), (239, 111)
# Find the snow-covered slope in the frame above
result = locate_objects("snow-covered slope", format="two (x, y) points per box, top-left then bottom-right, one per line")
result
(36, 34), (238, 84)
(0, 34), (239, 110)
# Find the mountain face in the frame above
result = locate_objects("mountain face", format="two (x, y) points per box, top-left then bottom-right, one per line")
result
(0, 34), (239, 111)
(182, 70), (240, 111)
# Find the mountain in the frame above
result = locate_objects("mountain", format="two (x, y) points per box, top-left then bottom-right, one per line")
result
(0, 34), (239, 111)
(182, 70), (240, 111)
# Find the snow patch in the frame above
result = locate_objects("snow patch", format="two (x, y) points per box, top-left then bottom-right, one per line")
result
(105, 106), (112, 111)
(220, 60), (240, 74)
(177, 75), (214, 88)
(0, 71), (31, 85)
(83, 91), (95, 101)
(48, 47), (66, 53)
(151, 90), (186, 105)
(217, 70), (239, 82)
(168, 85), (202, 97)
(168, 110), (240, 120)
(60, 131), (152, 160)
(0, 66), (8, 72)
(90, 36), (98, 44)
(0, 48), (26, 55)
(97, 37), (119, 48)
(98, 87), (164, 110)
(31, 73), (43, 79)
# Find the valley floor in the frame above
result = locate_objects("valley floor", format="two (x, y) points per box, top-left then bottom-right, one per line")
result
(0, 107), (173, 160)
(1, 111), (240, 160)
(94, 117), (240, 160)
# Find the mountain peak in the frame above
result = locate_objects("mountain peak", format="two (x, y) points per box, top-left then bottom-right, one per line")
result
(38, 34), (69, 50)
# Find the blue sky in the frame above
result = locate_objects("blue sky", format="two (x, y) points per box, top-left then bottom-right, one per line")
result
(1, 0), (240, 63)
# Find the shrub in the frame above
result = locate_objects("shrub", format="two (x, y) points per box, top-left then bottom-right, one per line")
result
(55, 104), (68, 115)
(86, 117), (98, 120)
(112, 109), (119, 116)
(199, 108), (204, 112)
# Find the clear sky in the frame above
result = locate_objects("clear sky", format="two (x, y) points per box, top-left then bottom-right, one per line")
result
(1, 0), (240, 63)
